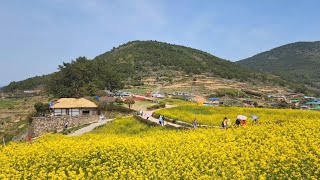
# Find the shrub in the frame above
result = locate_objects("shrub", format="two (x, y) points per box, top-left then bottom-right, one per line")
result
(115, 98), (124, 105)
(34, 102), (50, 116)
(242, 90), (263, 97)
(211, 88), (247, 98)
(100, 103), (135, 113)
(147, 102), (166, 110)
(124, 98), (135, 109)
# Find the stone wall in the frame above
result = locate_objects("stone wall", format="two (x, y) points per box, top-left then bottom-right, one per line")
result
(31, 115), (99, 137)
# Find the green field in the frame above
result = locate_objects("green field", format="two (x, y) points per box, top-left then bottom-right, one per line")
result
(125, 100), (157, 111)
(122, 85), (157, 95)
(0, 98), (19, 109)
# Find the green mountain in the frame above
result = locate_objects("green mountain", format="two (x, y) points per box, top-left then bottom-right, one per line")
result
(2, 75), (51, 92)
(3, 40), (290, 96)
(237, 41), (320, 90)
(94, 40), (281, 80)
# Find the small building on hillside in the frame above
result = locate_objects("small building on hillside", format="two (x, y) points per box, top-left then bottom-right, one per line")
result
(23, 90), (35, 94)
(203, 101), (219, 106)
(287, 93), (304, 99)
(203, 97), (219, 106)
(289, 99), (300, 107)
(208, 97), (219, 102)
(306, 101), (320, 109)
(242, 99), (255, 106)
(172, 92), (194, 101)
(114, 91), (132, 97)
(51, 98), (98, 116)
(152, 93), (165, 98)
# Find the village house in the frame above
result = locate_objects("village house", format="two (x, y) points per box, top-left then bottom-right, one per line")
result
(242, 99), (255, 106)
(287, 93), (304, 99)
(51, 98), (98, 116)
(203, 97), (219, 106)
(172, 92), (194, 101)
(306, 101), (320, 110)
(289, 99), (300, 107)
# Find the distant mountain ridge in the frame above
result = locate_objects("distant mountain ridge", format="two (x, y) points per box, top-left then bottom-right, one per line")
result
(3, 40), (291, 94)
(237, 41), (320, 93)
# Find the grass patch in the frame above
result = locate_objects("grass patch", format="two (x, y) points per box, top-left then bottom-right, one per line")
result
(0, 99), (19, 109)
(90, 117), (164, 135)
(122, 85), (157, 95)
(160, 98), (195, 106)
(128, 100), (157, 111)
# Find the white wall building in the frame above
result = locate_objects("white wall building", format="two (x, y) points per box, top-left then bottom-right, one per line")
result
(51, 98), (98, 116)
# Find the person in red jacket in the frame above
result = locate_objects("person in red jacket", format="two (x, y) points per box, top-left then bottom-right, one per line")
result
(241, 120), (247, 126)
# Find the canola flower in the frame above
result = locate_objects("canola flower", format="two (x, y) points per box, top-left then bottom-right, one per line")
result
(156, 105), (320, 126)
(0, 114), (320, 179)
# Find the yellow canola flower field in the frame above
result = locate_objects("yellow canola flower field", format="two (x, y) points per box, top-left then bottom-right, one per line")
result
(156, 105), (320, 126)
(0, 115), (320, 179)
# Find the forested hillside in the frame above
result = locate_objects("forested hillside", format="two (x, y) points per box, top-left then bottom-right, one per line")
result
(95, 41), (287, 83)
(3, 40), (291, 97)
(237, 41), (320, 91)
(2, 75), (51, 92)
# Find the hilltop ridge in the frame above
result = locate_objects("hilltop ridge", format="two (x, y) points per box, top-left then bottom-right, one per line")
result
(3, 40), (290, 95)
(237, 41), (320, 93)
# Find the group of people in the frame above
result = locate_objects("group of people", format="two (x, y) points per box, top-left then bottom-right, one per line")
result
(223, 115), (259, 129)
(138, 110), (144, 116)
(140, 109), (258, 130)
(139, 110), (151, 120)
(235, 118), (248, 126)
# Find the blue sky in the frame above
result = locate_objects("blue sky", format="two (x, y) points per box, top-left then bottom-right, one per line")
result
(1, 0), (320, 85)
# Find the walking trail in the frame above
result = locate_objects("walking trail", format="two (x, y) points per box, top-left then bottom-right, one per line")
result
(68, 118), (114, 137)
(68, 98), (183, 136)
(136, 104), (182, 128)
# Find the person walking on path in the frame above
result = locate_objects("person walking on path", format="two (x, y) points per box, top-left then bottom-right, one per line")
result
(222, 117), (228, 129)
(193, 118), (198, 129)
(159, 115), (162, 125)
(145, 113), (150, 120)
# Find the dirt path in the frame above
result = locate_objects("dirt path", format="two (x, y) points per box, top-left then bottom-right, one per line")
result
(136, 104), (183, 128)
(68, 102), (182, 137)
(140, 110), (182, 128)
(67, 118), (114, 137)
